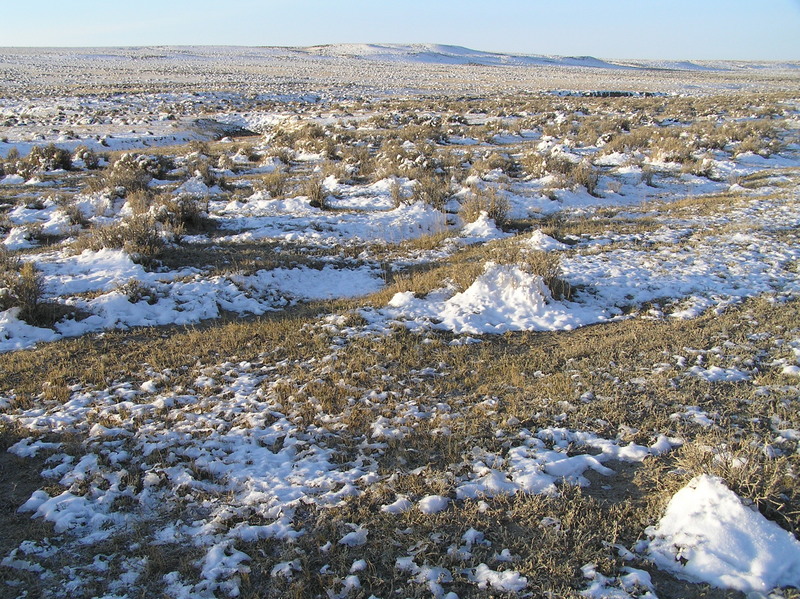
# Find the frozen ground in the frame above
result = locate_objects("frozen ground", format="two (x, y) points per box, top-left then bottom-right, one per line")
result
(1, 47), (800, 598)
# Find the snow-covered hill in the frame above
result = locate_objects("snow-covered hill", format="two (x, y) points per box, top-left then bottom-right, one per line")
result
(294, 43), (627, 69)
(290, 43), (800, 73)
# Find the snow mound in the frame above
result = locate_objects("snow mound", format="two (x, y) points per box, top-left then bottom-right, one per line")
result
(459, 212), (511, 243)
(646, 475), (800, 593)
(173, 176), (211, 196)
(526, 230), (569, 251)
(382, 262), (604, 334)
(418, 495), (449, 514)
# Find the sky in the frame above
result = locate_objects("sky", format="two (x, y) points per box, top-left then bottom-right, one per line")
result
(1, 0), (798, 61)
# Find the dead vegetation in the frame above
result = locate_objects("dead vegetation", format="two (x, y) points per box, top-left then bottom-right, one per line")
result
(1, 89), (800, 598)
(1, 287), (798, 597)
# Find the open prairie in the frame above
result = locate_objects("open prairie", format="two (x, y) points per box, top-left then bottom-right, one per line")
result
(1, 45), (799, 598)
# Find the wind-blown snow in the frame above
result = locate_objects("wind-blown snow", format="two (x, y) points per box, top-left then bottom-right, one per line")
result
(646, 475), (800, 593)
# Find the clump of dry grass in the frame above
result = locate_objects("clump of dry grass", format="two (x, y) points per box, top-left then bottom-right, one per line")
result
(73, 145), (100, 170)
(520, 151), (547, 179)
(571, 161), (601, 196)
(459, 186), (510, 226)
(101, 153), (171, 196)
(471, 151), (518, 177)
(338, 144), (375, 182)
(24, 143), (72, 172)
(258, 170), (289, 198)
(0, 252), (45, 324)
(153, 195), (213, 234)
(302, 176), (328, 209)
(485, 242), (573, 300)
(413, 172), (451, 210)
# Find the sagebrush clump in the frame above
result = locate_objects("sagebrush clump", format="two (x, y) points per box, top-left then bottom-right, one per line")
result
(103, 153), (173, 196)
(0, 253), (45, 324)
(459, 186), (510, 226)
(75, 215), (165, 263)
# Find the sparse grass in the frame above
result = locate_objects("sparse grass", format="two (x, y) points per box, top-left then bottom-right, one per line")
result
(4, 291), (797, 596)
(2, 89), (800, 599)
(153, 194), (214, 233)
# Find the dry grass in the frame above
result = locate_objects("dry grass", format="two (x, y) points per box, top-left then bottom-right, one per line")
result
(1, 286), (798, 597)
(0, 253), (45, 324)
(459, 186), (510, 226)
(2, 90), (800, 598)
(257, 170), (289, 198)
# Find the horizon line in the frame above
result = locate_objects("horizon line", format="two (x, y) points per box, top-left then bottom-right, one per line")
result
(0, 43), (797, 64)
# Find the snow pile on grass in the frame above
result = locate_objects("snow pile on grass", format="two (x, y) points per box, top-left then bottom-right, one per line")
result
(417, 495), (449, 514)
(646, 475), (800, 593)
(378, 262), (606, 334)
(458, 213), (511, 243)
(526, 230), (569, 251)
(468, 563), (528, 592)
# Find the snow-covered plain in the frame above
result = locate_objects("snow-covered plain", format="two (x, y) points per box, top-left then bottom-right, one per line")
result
(1, 46), (800, 598)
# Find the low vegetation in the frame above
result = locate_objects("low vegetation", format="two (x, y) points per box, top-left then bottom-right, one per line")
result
(1, 88), (799, 598)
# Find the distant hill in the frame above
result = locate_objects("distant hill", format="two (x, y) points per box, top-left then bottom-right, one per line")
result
(292, 43), (629, 70)
(286, 43), (800, 73)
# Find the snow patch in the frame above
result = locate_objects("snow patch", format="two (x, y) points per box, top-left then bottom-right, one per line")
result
(646, 475), (800, 593)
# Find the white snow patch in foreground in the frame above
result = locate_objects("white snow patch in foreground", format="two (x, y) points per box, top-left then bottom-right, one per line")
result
(646, 475), (800, 593)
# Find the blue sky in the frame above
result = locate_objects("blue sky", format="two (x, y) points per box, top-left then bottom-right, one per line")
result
(2, 0), (798, 60)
